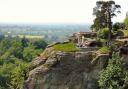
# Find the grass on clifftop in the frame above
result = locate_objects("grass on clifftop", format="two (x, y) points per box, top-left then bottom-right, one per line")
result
(41, 42), (79, 59)
(98, 46), (110, 54)
(53, 42), (79, 52)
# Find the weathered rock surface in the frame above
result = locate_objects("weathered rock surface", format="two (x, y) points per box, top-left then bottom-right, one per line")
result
(24, 51), (109, 89)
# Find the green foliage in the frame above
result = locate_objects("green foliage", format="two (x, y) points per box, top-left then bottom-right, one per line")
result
(98, 46), (110, 54)
(98, 28), (109, 39)
(112, 22), (125, 31)
(0, 63), (15, 88)
(98, 52), (128, 89)
(0, 37), (47, 89)
(53, 42), (79, 52)
(0, 38), (12, 56)
(124, 17), (128, 26)
(33, 40), (48, 49)
(10, 61), (30, 89)
(118, 30), (128, 37)
(23, 46), (42, 62)
(93, 0), (121, 31)
(0, 58), (30, 89)
(21, 36), (29, 47)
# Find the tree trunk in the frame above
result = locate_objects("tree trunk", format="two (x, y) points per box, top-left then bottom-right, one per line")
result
(107, 10), (112, 46)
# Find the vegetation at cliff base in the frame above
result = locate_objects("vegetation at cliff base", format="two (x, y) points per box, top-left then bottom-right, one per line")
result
(53, 42), (79, 52)
(0, 37), (47, 89)
(98, 53), (128, 89)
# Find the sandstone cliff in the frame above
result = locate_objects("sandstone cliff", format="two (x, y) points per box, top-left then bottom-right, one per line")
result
(23, 46), (109, 89)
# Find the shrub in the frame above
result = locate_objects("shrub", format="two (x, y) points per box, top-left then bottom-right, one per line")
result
(98, 52), (128, 89)
(124, 17), (128, 26)
(112, 22), (125, 31)
(124, 17), (128, 30)
(98, 28), (109, 39)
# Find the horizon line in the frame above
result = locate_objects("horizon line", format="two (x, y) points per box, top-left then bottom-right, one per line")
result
(0, 22), (92, 25)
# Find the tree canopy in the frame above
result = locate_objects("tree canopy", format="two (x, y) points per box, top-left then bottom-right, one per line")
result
(92, 0), (121, 34)
(0, 37), (48, 89)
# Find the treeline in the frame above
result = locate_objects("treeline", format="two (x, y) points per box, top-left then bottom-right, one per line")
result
(0, 36), (47, 89)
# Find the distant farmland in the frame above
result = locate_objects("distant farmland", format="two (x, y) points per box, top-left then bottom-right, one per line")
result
(18, 35), (44, 39)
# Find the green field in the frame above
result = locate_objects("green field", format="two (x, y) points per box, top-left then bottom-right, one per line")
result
(18, 35), (44, 39)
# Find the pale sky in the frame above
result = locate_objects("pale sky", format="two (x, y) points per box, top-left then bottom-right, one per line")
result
(0, 0), (127, 24)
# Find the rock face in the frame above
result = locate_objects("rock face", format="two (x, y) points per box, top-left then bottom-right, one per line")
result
(24, 51), (109, 89)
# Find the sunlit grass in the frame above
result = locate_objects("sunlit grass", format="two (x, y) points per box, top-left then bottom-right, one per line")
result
(98, 46), (110, 54)
(53, 42), (79, 52)
(119, 30), (128, 37)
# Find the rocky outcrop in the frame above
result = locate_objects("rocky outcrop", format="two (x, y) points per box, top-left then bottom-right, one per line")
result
(24, 51), (109, 89)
